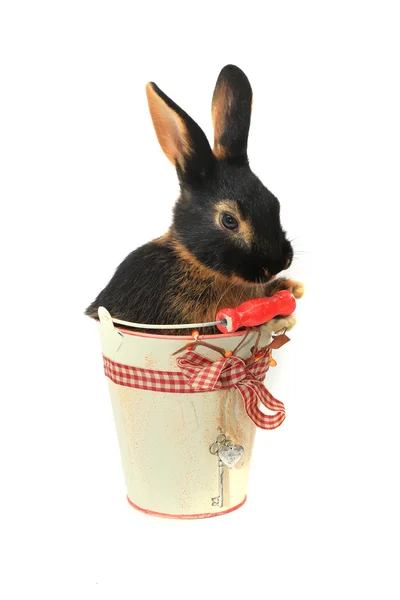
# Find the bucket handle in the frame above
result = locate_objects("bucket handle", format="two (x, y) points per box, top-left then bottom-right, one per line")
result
(98, 307), (124, 354)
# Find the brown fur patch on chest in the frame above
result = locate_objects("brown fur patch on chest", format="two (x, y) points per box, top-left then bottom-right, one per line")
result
(168, 239), (265, 324)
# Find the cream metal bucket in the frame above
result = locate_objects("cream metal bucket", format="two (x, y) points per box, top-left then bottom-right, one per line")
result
(98, 307), (273, 519)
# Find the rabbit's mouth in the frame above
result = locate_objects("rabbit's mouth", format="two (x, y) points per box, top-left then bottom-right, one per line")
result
(233, 274), (276, 287)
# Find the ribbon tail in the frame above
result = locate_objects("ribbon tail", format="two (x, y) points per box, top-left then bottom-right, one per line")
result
(238, 382), (286, 430)
(258, 387), (285, 413)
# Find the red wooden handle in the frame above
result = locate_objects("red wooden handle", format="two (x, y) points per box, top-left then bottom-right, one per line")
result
(216, 290), (296, 333)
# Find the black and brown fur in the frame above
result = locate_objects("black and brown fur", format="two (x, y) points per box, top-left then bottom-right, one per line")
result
(85, 65), (303, 334)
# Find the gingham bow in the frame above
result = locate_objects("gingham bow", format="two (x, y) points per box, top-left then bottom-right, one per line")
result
(176, 351), (285, 430)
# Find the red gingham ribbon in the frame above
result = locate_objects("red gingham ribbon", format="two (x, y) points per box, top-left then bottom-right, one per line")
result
(103, 350), (285, 430)
(176, 351), (285, 430)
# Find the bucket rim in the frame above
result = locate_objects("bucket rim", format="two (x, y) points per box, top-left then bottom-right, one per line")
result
(114, 325), (248, 341)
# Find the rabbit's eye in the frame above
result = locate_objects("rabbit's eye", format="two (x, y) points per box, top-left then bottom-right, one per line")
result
(220, 212), (239, 231)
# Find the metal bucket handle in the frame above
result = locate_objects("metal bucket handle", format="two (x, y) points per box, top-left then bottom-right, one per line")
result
(98, 307), (125, 356)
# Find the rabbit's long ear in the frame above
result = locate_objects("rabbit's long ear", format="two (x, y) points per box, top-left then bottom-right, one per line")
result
(146, 82), (214, 183)
(212, 65), (253, 164)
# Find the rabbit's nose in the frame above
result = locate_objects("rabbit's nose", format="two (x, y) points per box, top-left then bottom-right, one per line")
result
(283, 258), (291, 270)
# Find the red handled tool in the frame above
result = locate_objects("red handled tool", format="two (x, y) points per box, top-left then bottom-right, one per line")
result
(216, 290), (296, 333)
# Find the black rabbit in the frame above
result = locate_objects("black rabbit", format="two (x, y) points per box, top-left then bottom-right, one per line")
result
(85, 65), (303, 334)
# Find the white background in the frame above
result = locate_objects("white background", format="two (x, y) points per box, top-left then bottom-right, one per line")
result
(1, 1), (399, 598)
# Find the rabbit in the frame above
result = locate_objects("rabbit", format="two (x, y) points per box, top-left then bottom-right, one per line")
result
(85, 64), (304, 335)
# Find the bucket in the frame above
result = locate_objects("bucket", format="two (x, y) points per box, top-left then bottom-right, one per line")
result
(97, 307), (286, 519)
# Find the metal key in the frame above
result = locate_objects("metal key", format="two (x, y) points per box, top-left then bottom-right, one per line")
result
(210, 434), (227, 508)
(209, 434), (245, 508)
(212, 457), (224, 507)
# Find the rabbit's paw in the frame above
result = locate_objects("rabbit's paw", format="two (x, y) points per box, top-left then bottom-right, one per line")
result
(285, 280), (305, 299)
(263, 314), (297, 334)
(265, 277), (305, 299)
